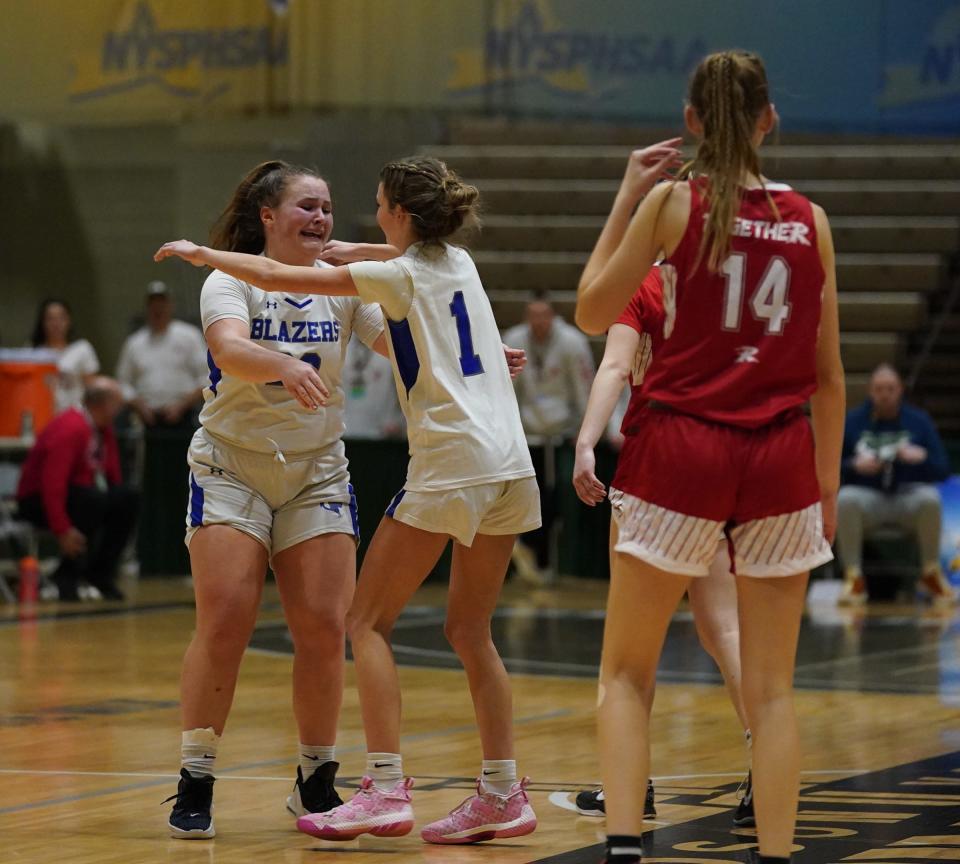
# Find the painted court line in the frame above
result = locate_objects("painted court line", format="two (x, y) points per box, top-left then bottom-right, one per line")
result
(0, 708), (571, 816)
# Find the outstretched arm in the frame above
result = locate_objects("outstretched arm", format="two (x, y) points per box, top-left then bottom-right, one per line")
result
(573, 323), (638, 506)
(320, 240), (401, 265)
(154, 241), (358, 297)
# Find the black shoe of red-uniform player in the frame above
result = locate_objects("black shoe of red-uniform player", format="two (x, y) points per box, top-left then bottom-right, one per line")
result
(575, 779), (656, 818)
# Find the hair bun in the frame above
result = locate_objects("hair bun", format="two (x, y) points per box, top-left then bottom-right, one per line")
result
(380, 156), (482, 244)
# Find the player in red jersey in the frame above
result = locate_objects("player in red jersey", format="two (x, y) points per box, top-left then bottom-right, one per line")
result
(576, 51), (845, 864)
(573, 266), (754, 827)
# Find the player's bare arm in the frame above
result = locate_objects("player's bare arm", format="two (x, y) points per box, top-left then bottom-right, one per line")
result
(808, 203), (845, 542)
(573, 323), (637, 506)
(320, 240), (401, 265)
(206, 318), (329, 409)
(576, 175), (687, 335)
(155, 240), (359, 298)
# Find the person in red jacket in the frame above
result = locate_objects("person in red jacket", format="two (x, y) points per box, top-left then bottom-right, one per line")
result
(17, 376), (138, 601)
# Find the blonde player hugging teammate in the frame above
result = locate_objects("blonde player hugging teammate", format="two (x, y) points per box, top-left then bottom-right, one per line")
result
(157, 156), (540, 845)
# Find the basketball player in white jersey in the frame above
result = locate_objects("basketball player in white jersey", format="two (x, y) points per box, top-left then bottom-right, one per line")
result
(160, 161), (388, 840)
(156, 156), (540, 845)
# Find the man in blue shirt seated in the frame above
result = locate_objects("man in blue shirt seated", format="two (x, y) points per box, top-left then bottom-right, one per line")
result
(836, 363), (956, 606)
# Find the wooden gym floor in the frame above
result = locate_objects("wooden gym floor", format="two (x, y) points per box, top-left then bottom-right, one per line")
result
(1, 576), (958, 863)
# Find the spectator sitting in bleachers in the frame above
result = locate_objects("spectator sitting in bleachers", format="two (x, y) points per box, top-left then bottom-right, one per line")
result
(502, 288), (596, 580)
(836, 362), (956, 606)
(31, 298), (100, 414)
(16, 377), (139, 601)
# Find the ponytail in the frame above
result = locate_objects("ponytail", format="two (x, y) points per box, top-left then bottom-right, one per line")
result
(209, 160), (320, 253)
(679, 50), (776, 271)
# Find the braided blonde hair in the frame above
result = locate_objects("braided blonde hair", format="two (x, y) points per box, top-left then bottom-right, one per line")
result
(678, 50), (777, 271)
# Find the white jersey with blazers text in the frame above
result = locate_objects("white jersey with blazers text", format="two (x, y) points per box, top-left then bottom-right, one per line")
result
(199, 260), (383, 460)
(348, 242), (534, 492)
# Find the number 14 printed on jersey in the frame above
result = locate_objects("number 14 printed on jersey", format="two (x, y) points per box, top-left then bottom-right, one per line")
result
(662, 254), (793, 338)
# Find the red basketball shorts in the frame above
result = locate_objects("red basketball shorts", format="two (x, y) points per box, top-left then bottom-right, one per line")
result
(609, 407), (833, 577)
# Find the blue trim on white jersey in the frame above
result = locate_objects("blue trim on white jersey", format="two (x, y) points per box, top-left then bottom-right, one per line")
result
(206, 350), (222, 396)
(385, 488), (406, 518)
(189, 473), (205, 528)
(284, 297), (313, 309)
(387, 318), (420, 395)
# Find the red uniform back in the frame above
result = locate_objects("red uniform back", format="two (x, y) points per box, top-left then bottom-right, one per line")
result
(642, 179), (825, 428)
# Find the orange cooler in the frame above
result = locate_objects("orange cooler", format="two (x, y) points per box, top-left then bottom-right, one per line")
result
(0, 349), (58, 437)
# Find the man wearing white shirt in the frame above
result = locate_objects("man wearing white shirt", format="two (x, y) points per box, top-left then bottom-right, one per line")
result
(116, 281), (208, 575)
(116, 282), (209, 427)
(502, 289), (596, 577)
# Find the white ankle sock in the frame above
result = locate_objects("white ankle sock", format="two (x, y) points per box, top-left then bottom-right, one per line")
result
(480, 759), (517, 796)
(299, 744), (336, 779)
(366, 752), (403, 787)
(181, 727), (219, 779)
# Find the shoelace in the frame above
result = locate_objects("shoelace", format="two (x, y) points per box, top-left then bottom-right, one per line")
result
(734, 774), (751, 802)
(162, 776), (212, 809)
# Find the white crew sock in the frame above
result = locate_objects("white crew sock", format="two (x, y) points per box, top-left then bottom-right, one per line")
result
(300, 743), (336, 779)
(181, 727), (219, 779)
(480, 759), (517, 796)
(366, 752), (403, 788)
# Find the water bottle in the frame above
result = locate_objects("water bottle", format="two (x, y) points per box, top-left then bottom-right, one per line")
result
(19, 410), (34, 441)
(18, 556), (39, 605)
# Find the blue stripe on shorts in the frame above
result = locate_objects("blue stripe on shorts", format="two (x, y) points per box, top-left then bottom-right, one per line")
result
(347, 482), (360, 540)
(189, 473), (205, 528)
(385, 488), (406, 518)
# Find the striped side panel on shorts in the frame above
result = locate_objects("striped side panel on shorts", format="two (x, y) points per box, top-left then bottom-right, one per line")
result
(731, 502), (833, 577)
(609, 489), (723, 576)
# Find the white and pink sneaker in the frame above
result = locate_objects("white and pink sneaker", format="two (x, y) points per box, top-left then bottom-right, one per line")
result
(296, 776), (414, 841)
(420, 777), (537, 845)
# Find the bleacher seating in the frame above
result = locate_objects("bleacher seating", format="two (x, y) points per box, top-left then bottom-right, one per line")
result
(359, 127), (960, 423)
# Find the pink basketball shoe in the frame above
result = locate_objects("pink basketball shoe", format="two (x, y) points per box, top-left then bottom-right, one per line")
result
(296, 776), (414, 841)
(420, 777), (537, 845)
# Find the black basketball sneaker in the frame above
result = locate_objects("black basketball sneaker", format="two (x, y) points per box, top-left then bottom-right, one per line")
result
(732, 771), (755, 827)
(286, 760), (343, 817)
(165, 768), (215, 839)
(576, 779), (656, 818)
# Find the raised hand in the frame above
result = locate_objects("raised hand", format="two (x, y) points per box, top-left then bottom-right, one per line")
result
(619, 137), (685, 205)
(154, 240), (207, 267)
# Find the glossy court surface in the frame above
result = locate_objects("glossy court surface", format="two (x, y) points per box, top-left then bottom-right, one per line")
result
(2, 577), (958, 863)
